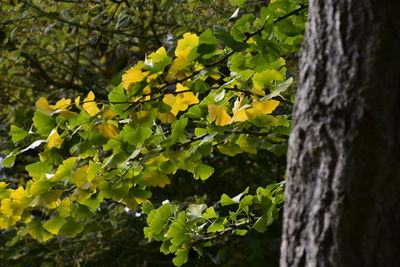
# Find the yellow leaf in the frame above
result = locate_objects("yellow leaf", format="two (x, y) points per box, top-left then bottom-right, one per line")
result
(10, 187), (30, 213)
(169, 33), (199, 74)
(208, 104), (231, 126)
(97, 123), (120, 139)
(143, 85), (151, 95)
(143, 171), (171, 187)
(1, 198), (13, 217)
(162, 94), (175, 106)
(175, 33), (199, 56)
(122, 65), (145, 89)
(35, 97), (53, 115)
(148, 47), (167, 63)
(83, 91), (100, 116)
(162, 84), (199, 115)
(103, 107), (116, 120)
(74, 96), (81, 108)
(252, 87), (266, 96)
(146, 72), (162, 83)
(157, 112), (176, 123)
(175, 83), (199, 104)
(170, 48), (191, 72)
(247, 100), (280, 118)
(47, 128), (63, 148)
(246, 38), (255, 44)
(232, 109), (251, 122)
(50, 98), (71, 110)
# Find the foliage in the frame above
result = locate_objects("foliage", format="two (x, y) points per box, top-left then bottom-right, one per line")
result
(0, 0), (307, 265)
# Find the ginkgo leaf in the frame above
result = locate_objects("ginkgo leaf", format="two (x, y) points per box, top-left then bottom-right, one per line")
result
(97, 122), (119, 139)
(247, 100), (280, 117)
(157, 112), (176, 123)
(175, 33), (199, 56)
(162, 84), (199, 115)
(50, 98), (71, 110)
(47, 128), (62, 148)
(122, 65), (145, 89)
(143, 171), (171, 187)
(131, 111), (151, 123)
(232, 109), (251, 122)
(35, 97), (53, 115)
(11, 125), (29, 143)
(74, 96), (81, 108)
(148, 47), (168, 63)
(208, 104), (231, 126)
(43, 215), (67, 235)
(252, 87), (266, 96)
(252, 70), (283, 90)
(102, 107), (116, 120)
(73, 165), (89, 187)
(175, 84), (199, 105)
(169, 33), (199, 73)
(83, 91), (100, 116)
(170, 49), (191, 72)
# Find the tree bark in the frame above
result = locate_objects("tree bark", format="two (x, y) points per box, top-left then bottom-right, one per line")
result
(281, 1), (400, 266)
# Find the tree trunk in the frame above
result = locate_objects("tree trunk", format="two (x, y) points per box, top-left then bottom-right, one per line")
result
(281, 1), (400, 266)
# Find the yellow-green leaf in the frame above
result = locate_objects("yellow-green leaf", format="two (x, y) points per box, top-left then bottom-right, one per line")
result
(43, 215), (67, 235)
(47, 128), (62, 148)
(35, 97), (53, 115)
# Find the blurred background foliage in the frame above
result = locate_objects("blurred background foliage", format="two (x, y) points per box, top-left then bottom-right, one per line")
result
(0, 0), (296, 266)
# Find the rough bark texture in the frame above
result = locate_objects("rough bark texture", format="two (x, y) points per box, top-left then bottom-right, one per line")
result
(281, 1), (400, 266)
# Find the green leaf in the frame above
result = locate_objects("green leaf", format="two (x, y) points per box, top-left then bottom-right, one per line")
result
(33, 110), (55, 136)
(25, 162), (52, 180)
(170, 118), (188, 143)
(220, 187), (249, 206)
(10, 125), (29, 143)
(43, 215), (67, 235)
(80, 193), (103, 212)
(252, 70), (284, 90)
(58, 220), (84, 237)
(130, 188), (152, 204)
(122, 125), (152, 147)
(108, 84), (129, 114)
(198, 28), (220, 55)
(30, 180), (53, 195)
(50, 157), (78, 182)
(220, 194), (237, 206)
(166, 220), (188, 246)
(214, 26), (248, 50)
(26, 220), (53, 242)
(229, 0), (245, 7)
(195, 164), (214, 180)
(203, 207), (218, 219)
(207, 218), (225, 233)
(172, 248), (189, 266)
(253, 216), (270, 233)
(2, 154), (16, 168)
(87, 161), (101, 182)
(141, 200), (154, 215)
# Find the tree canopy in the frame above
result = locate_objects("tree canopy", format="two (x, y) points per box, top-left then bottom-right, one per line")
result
(0, 0), (308, 265)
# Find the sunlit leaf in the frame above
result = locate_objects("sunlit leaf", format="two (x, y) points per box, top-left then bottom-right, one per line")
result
(208, 104), (231, 126)
(82, 91), (100, 116)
